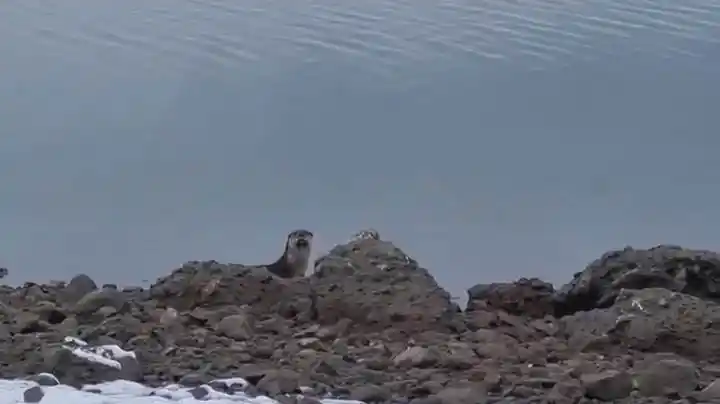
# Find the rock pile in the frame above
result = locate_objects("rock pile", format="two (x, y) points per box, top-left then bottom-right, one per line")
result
(4, 238), (720, 403)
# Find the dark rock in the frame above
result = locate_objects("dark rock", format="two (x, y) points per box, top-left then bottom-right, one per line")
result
(433, 384), (487, 404)
(392, 346), (440, 368)
(554, 245), (720, 315)
(297, 398), (323, 404)
(44, 339), (142, 388)
(350, 384), (392, 402)
(256, 369), (300, 395)
(467, 278), (555, 318)
(546, 379), (584, 404)
(149, 260), (313, 315)
(560, 288), (720, 360)
(12, 311), (51, 334)
(178, 372), (211, 387)
(73, 289), (127, 317)
(633, 356), (699, 397)
(63, 274), (97, 304)
(409, 398), (442, 404)
(581, 370), (633, 401)
(694, 378), (720, 401)
(188, 386), (210, 399)
(311, 239), (463, 334)
(28, 373), (59, 386)
(23, 386), (44, 403)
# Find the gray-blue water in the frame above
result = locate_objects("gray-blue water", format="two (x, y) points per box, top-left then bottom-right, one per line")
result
(1, 0), (719, 298)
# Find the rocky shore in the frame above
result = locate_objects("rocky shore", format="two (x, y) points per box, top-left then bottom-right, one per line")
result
(3, 234), (720, 403)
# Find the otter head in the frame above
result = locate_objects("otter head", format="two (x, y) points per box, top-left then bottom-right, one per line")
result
(287, 229), (313, 250)
(284, 229), (313, 276)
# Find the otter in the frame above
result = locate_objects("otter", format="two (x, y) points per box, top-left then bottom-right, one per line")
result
(266, 229), (314, 278)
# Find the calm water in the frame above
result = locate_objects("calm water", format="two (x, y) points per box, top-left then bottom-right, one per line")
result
(1, 0), (719, 295)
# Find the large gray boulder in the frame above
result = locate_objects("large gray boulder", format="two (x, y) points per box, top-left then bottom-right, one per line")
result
(554, 245), (720, 315)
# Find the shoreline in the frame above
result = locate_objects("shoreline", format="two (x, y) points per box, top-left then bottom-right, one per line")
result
(1, 235), (719, 403)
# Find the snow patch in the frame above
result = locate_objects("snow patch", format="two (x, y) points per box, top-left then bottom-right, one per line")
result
(62, 336), (136, 370)
(0, 378), (367, 404)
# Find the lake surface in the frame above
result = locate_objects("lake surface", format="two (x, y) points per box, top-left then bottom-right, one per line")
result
(1, 0), (719, 296)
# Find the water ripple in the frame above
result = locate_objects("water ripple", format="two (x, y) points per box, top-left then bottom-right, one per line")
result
(2, 0), (719, 74)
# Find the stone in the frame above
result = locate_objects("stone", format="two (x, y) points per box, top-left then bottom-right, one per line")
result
(28, 373), (59, 386)
(546, 379), (584, 404)
(73, 289), (127, 316)
(23, 386), (44, 403)
(178, 372), (211, 387)
(560, 288), (720, 360)
(433, 384), (487, 404)
(393, 346), (440, 368)
(62, 274), (97, 304)
(350, 384), (392, 402)
(694, 378), (720, 401)
(43, 340), (142, 388)
(256, 369), (300, 396)
(633, 358), (699, 397)
(311, 239), (463, 333)
(554, 245), (720, 315)
(581, 370), (633, 401)
(188, 386), (210, 399)
(216, 313), (254, 340)
(467, 278), (555, 318)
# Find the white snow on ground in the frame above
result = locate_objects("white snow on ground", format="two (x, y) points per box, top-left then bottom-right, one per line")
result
(0, 337), (364, 404)
(62, 336), (138, 369)
(0, 378), (365, 404)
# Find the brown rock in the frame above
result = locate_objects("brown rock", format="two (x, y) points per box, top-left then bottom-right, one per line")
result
(62, 274), (98, 304)
(311, 239), (462, 334)
(393, 346), (440, 368)
(149, 261), (313, 316)
(73, 289), (127, 316)
(12, 311), (49, 334)
(633, 358), (699, 397)
(473, 342), (517, 361)
(467, 278), (555, 318)
(581, 370), (633, 401)
(350, 384), (391, 402)
(257, 369), (300, 396)
(433, 384), (487, 404)
(216, 313), (253, 341)
(546, 379), (584, 404)
(561, 288), (720, 360)
(554, 245), (720, 315)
